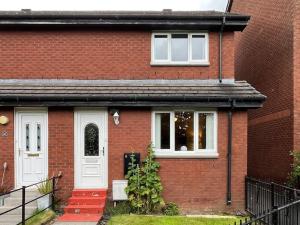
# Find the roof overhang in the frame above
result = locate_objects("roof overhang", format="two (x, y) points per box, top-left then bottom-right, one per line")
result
(0, 79), (265, 108)
(0, 10), (250, 31)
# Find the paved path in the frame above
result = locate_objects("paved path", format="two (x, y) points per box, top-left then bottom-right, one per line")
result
(52, 222), (98, 225)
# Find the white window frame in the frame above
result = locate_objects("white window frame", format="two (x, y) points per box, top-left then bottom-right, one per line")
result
(151, 110), (218, 158)
(151, 32), (209, 66)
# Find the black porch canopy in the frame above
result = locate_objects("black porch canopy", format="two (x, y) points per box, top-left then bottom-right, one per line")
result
(0, 79), (265, 108)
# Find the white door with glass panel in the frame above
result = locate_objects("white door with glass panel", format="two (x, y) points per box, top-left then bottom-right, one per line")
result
(16, 110), (48, 187)
(74, 110), (107, 189)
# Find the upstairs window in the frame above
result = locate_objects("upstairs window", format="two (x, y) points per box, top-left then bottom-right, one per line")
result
(152, 32), (209, 65)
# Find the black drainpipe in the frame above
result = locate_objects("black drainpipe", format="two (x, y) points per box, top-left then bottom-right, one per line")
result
(227, 100), (235, 205)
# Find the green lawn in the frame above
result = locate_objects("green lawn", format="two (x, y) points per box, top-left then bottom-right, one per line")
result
(108, 215), (243, 225)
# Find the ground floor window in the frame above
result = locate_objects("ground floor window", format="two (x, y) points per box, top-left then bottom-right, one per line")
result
(152, 110), (218, 158)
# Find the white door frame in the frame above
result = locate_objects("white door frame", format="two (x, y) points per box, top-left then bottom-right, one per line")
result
(14, 107), (48, 188)
(74, 108), (108, 189)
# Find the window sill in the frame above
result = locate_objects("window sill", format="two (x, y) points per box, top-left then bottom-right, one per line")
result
(150, 62), (210, 67)
(154, 151), (219, 159)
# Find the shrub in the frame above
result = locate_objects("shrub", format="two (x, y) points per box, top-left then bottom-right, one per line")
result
(163, 202), (179, 216)
(287, 152), (300, 188)
(36, 178), (53, 194)
(104, 201), (131, 216)
(125, 144), (165, 214)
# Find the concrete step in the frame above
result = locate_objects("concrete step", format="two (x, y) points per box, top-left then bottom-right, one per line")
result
(10, 189), (40, 198)
(0, 205), (37, 215)
(72, 189), (107, 198)
(0, 215), (22, 224)
(68, 196), (106, 206)
(4, 195), (38, 206)
(64, 204), (104, 214)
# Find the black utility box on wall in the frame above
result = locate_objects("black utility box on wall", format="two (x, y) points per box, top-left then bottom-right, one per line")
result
(124, 153), (140, 176)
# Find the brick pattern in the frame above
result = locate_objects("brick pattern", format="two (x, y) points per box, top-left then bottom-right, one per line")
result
(232, 0), (294, 181)
(0, 27), (247, 212)
(108, 109), (247, 213)
(48, 108), (74, 202)
(0, 31), (234, 80)
(0, 108), (247, 212)
(0, 108), (14, 190)
(293, 1), (300, 153)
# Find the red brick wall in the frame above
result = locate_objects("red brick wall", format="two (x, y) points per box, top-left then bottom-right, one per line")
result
(232, 0), (294, 182)
(108, 109), (247, 213)
(0, 108), (14, 190)
(0, 108), (247, 212)
(48, 108), (74, 202)
(0, 31), (234, 80)
(293, 1), (300, 154)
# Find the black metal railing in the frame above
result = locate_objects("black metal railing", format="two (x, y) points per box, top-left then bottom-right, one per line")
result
(231, 199), (300, 225)
(0, 173), (62, 225)
(245, 176), (300, 217)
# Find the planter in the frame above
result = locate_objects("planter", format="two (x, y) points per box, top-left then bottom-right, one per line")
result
(37, 194), (51, 210)
(0, 194), (10, 206)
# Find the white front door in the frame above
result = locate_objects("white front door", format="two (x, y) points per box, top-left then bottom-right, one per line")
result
(16, 109), (48, 187)
(74, 109), (108, 189)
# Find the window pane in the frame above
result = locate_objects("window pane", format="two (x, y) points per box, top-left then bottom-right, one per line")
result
(26, 124), (30, 151)
(171, 34), (188, 61)
(175, 112), (194, 151)
(192, 35), (206, 60)
(84, 123), (99, 156)
(37, 124), (41, 151)
(155, 113), (170, 149)
(154, 35), (168, 60)
(198, 113), (214, 149)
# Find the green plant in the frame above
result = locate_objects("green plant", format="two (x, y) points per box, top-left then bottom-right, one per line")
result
(105, 201), (132, 216)
(287, 152), (300, 188)
(125, 144), (165, 214)
(162, 202), (179, 216)
(36, 178), (53, 194)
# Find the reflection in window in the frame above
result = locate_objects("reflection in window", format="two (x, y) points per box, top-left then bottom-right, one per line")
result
(171, 34), (188, 61)
(84, 123), (99, 156)
(175, 112), (194, 151)
(199, 113), (214, 149)
(192, 35), (206, 60)
(154, 35), (168, 60)
(155, 113), (170, 149)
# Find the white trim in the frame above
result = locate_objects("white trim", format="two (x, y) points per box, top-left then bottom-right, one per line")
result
(151, 32), (209, 66)
(154, 151), (219, 159)
(74, 108), (108, 189)
(151, 109), (218, 158)
(14, 107), (48, 188)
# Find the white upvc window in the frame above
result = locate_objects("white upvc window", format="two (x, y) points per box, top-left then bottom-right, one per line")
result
(151, 110), (218, 158)
(151, 32), (209, 65)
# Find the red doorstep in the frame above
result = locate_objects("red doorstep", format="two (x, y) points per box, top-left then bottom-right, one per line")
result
(58, 189), (107, 222)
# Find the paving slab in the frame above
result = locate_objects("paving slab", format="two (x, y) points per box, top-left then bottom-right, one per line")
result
(53, 222), (98, 225)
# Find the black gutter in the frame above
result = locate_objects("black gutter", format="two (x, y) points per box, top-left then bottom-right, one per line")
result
(227, 99), (234, 205)
(0, 97), (264, 108)
(0, 10), (250, 31)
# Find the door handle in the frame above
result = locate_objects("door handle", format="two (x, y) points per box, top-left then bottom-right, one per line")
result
(18, 148), (22, 156)
(102, 147), (104, 156)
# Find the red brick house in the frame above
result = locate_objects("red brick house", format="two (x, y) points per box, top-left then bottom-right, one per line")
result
(0, 10), (265, 219)
(232, 0), (297, 182)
